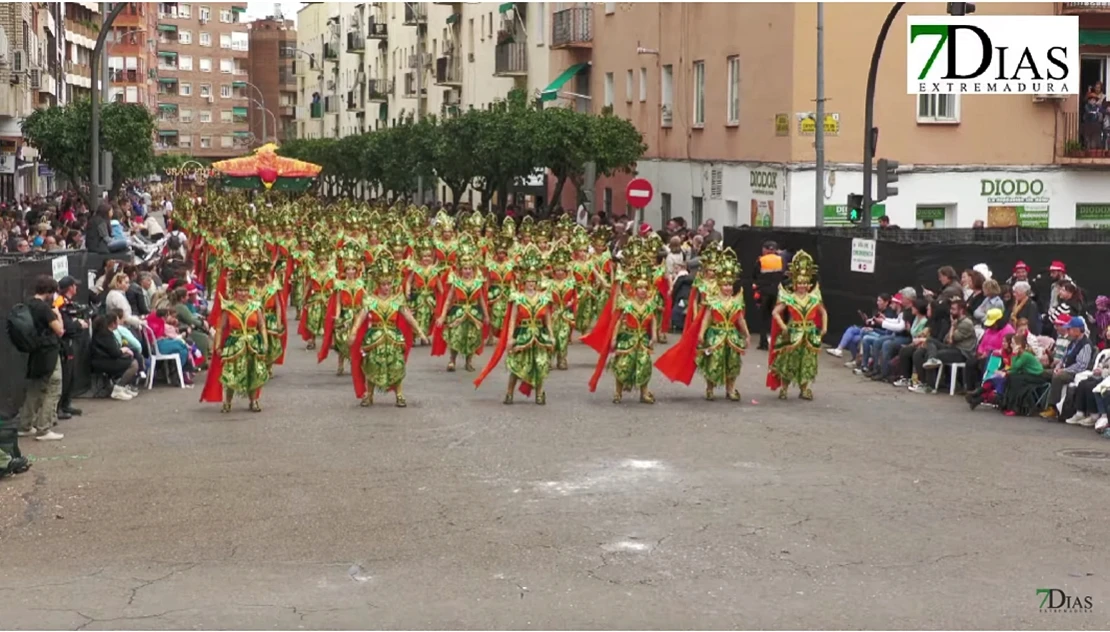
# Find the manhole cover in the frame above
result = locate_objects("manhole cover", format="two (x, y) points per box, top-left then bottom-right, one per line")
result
(1058, 449), (1110, 460)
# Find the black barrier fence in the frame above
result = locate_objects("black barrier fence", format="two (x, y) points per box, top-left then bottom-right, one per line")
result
(0, 252), (120, 418)
(722, 227), (1110, 347)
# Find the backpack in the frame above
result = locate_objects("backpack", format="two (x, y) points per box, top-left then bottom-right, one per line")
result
(6, 303), (41, 353)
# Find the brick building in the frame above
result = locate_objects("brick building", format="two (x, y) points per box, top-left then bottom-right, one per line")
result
(246, 16), (296, 146)
(106, 2), (159, 110)
(155, 1), (251, 159)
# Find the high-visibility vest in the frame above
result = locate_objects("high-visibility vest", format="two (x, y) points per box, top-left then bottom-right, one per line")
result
(758, 253), (783, 273)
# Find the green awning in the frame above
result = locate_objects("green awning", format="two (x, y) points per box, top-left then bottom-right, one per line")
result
(232, 81), (247, 88)
(158, 130), (178, 137)
(157, 24), (177, 33)
(233, 131), (251, 138)
(157, 51), (177, 58)
(1080, 29), (1110, 46)
(231, 5), (247, 13)
(157, 77), (178, 84)
(498, 2), (514, 13)
(232, 106), (248, 116)
(540, 63), (589, 102)
(158, 103), (177, 111)
(446, 13), (460, 24)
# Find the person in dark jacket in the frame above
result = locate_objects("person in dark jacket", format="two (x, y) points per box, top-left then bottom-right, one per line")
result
(1010, 281), (1042, 336)
(89, 313), (140, 401)
(122, 264), (149, 316)
(752, 241), (784, 350)
(84, 203), (112, 254)
(55, 276), (89, 419)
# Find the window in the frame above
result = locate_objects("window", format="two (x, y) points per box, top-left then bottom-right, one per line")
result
(125, 86), (138, 103)
(199, 83), (211, 97)
(661, 192), (672, 224)
(221, 135), (234, 148)
(220, 84), (231, 98)
(480, 14), (485, 40)
(199, 110), (212, 123)
(917, 94), (959, 123)
(200, 136), (211, 149)
(661, 64), (673, 127)
(603, 72), (613, 108)
(220, 9), (232, 23)
(604, 187), (613, 214)
(726, 55), (740, 125)
(180, 82), (192, 96)
(179, 134), (192, 148)
(179, 30), (191, 44)
(691, 196), (703, 226)
(199, 57), (212, 72)
(488, 12), (493, 37)
(199, 31), (211, 46)
(178, 55), (192, 71)
(692, 60), (705, 127)
(180, 108), (192, 123)
(231, 32), (249, 51)
(535, 1), (545, 45)
(726, 200), (739, 226)
(220, 110), (232, 123)
(219, 33), (231, 48)
(219, 58), (233, 73)
(179, 3), (191, 18)
(625, 69), (633, 103)
(199, 6), (210, 22)
(605, 2), (616, 14)
(639, 67), (647, 102)
(468, 18), (475, 52)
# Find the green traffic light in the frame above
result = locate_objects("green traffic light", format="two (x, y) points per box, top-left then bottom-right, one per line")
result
(848, 208), (861, 223)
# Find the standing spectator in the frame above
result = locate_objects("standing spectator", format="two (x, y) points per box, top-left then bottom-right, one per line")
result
(1041, 318), (1094, 419)
(15, 275), (65, 441)
(664, 236), (686, 280)
(752, 241), (784, 350)
(54, 276), (88, 420)
(702, 218), (722, 243)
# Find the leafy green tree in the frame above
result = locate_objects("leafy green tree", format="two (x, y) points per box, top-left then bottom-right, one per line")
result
(432, 110), (484, 204)
(471, 90), (540, 212)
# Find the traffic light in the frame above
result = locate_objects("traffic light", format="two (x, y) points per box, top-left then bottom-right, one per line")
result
(876, 158), (899, 203)
(946, 2), (975, 15)
(847, 193), (865, 224)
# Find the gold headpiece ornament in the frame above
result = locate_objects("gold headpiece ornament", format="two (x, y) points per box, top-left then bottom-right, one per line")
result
(789, 250), (818, 285)
(518, 244), (545, 283)
(456, 235), (480, 268)
(570, 226), (590, 252)
(496, 217), (516, 252)
(548, 244), (572, 270)
(370, 253), (400, 286)
(435, 209), (455, 233)
(464, 209), (485, 233)
(414, 235), (436, 259)
(337, 243), (364, 274)
(230, 263), (256, 291)
(518, 215), (535, 239)
(716, 247), (741, 282)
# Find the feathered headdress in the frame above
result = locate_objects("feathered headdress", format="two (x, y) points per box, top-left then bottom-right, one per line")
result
(517, 244), (545, 283)
(789, 250), (818, 285)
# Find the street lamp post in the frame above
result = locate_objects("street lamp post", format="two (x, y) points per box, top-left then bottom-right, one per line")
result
(240, 80), (269, 144)
(250, 99), (278, 144)
(90, 2), (129, 208)
(860, 2), (905, 229)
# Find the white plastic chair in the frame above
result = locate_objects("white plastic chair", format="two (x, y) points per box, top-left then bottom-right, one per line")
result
(141, 324), (184, 390)
(935, 361), (965, 396)
(1055, 348), (1110, 412)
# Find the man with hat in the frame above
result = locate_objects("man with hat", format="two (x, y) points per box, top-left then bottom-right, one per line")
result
(1046, 260), (1072, 312)
(55, 275), (89, 419)
(1042, 316), (1094, 419)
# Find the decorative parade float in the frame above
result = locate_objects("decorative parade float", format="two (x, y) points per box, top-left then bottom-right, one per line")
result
(211, 142), (323, 192)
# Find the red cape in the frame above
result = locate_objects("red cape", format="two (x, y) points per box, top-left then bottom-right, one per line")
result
(654, 310), (705, 385)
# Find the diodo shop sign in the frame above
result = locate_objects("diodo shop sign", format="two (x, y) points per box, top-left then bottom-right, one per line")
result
(981, 178), (1046, 199)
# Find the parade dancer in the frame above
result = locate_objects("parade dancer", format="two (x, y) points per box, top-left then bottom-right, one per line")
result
(402, 236), (444, 343)
(201, 264), (271, 413)
(298, 249), (333, 351)
(766, 251), (827, 400)
(485, 220), (516, 344)
(318, 245), (366, 376)
(350, 257), (429, 408)
(547, 244), (577, 371)
(431, 237), (489, 372)
(258, 271), (288, 368)
(570, 228), (599, 335)
(475, 246), (554, 405)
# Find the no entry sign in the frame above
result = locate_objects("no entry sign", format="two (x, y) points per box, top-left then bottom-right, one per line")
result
(625, 178), (654, 209)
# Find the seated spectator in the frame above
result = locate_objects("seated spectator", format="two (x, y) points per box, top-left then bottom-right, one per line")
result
(854, 294), (905, 377)
(873, 288), (918, 382)
(827, 293), (895, 360)
(122, 264), (149, 317)
(993, 334), (1049, 416)
(1093, 296), (1110, 349)
(169, 287), (212, 365)
(89, 313), (139, 401)
(893, 299), (931, 387)
(1041, 318), (1094, 419)
(1064, 345), (1110, 427)
(1010, 281), (1042, 336)
(964, 308), (1015, 390)
(962, 268), (986, 315)
(915, 299), (977, 393)
(973, 279), (1005, 326)
(146, 308), (195, 385)
(106, 272), (143, 329)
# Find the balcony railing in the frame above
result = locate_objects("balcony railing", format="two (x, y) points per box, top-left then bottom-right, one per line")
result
(367, 77), (391, 100)
(110, 68), (142, 83)
(494, 41), (527, 76)
(325, 96), (340, 113)
(1058, 110), (1110, 160)
(435, 55), (462, 85)
(310, 101), (323, 118)
(403, 2), (427, 25)
(347, 90), (364, 111)
(347, 31), (365, 52)
(324, 41), (339, 60)
(368, 20), (388, 39)
(552, 7), (592, 49)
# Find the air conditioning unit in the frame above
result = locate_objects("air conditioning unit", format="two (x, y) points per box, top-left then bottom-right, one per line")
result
(199, 16), (208, 24)
(29, 68), (41, 89)
(205, 95), (214, 103)
(12, 50), (25, 74)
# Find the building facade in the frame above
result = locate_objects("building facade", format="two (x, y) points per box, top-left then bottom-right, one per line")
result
(154, 1), (251, 158)
(105, 1), (159, 110)
(246, 16), (296, 145)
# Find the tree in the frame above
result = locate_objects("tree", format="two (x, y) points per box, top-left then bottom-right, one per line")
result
(470, 90), (540, 212)
(432, 110), (484, 204)
(101, 102), (157, 193)
(534, 105), (593, 214)
(21, 103), (87, 186)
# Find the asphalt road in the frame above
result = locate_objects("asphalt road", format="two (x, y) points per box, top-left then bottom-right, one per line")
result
(3, 337), (1109, 630)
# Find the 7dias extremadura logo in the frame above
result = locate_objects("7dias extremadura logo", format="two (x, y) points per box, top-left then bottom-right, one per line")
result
(907, 15), (1078, 95)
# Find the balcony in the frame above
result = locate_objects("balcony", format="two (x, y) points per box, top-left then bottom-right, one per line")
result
(310, 101), (323, 118)
(368, 20), (387, 39)
(110, 68), (143, 83)
(324, 41), (339, 60)
(435, 55), (462, 86)
(1061, 2), (1110, 12)
(347, 90), (364, 111)
(403, 2), (427, 25)
(325, 95), (340, 113)
(494, 41), (527, 77)
(347, 31), (365, 52)
(1057, 109), (1110, 163)
(367, 77), (391, 101)
(403, 72), (426, 98)
(552, 7), (592, 49)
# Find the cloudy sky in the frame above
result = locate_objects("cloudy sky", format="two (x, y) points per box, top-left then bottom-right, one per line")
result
(245, 0), (303, 24)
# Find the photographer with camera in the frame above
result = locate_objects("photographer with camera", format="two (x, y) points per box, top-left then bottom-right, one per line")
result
(54, 276), (89, 419)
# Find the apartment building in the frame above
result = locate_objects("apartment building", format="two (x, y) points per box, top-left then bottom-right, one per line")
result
(559, 2), (1110, 229)
(246, 16), (297, 145)
(105, 1), (159, 109)
(62, 2), (100, 103)
(154, 1), (251, 158)
(0, 2), (37, 199)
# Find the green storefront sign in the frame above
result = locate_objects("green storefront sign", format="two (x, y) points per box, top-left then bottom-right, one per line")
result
(915, 207), (946, 221)
(1075, 203), (1110, 227)
(823, 203), (885, 226)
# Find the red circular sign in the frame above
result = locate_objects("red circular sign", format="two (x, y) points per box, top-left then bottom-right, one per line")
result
(625, 178), (654, 209)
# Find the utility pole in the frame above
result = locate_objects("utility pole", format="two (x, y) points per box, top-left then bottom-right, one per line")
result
(89, 2), (128, 209)
(415, 12), (424, 206)
(814, 2), (825, 226)
(100, 3), (110, 102)
(861, 2), (905, 228)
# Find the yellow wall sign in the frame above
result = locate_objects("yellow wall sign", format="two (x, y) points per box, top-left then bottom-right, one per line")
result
(774, 113), (790, 136)
(796, 112), (840, 136)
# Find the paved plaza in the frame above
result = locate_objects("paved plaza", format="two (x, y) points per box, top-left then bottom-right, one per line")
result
(3, 341), (1109, 629)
